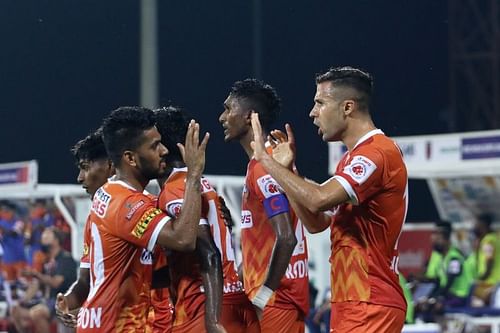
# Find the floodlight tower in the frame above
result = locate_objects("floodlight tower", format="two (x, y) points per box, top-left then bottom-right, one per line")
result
(449, 0), (500, 131)
(140, 0), (159, 109)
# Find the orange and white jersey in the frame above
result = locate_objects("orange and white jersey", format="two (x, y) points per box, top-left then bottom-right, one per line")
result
(158, 167), (244, 326)
(329, 129), (407, 312)
(76, 177), (171, 333)
(242, 157), (309, 315)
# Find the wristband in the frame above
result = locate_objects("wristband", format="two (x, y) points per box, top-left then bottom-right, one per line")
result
(251, 285), (273, 310)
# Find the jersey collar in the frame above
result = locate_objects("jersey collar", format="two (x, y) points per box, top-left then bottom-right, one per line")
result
(352, 129), (384, 150)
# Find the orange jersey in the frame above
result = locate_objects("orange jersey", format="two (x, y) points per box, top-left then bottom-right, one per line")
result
(329, 129), (407, 312)
(242, 158), (309, 315)
(158, 167), (245, 326)
(76, 178), (172, 333)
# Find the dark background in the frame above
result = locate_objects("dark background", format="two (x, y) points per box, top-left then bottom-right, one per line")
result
(0, 1), (449, 221)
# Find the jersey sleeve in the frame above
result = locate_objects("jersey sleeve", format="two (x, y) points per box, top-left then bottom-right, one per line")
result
(160, 177), (210, 226)
(252, 162), (290, 219)
(333, 147), (384, 205)
(112, 193), (172, 252)
(80, 216), (91, 269)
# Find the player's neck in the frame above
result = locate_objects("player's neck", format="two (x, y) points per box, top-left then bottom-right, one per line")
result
(343, 120), (377, 152)
(114, 169), (148, 192)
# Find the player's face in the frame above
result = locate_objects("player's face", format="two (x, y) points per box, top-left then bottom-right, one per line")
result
(77, 158), (113, 198)
(309, 82), (347, 142)
(134, 127), (169, 179)
(219, 95), (250, 142)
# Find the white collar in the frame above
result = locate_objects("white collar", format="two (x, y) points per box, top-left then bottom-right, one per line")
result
(165, 167), (188, 183)
(107, 175), (140, 192)
(352, 129), (384, 150)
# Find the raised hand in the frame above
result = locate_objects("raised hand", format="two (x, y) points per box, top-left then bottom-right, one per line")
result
(178, 120), (210, 177)
(268, 123), (296, 169)
(250, 113), (268, 161)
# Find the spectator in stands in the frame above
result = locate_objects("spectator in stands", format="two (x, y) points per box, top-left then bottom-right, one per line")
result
(0, 201), (27, 308)
(11, 227), (77, 333)
(305, 289), (331, 333)
(26, 200), (55, 273)
(471, 213), (500, 307)
(399, 273), (414, 324)
(415, 221), (471, 322)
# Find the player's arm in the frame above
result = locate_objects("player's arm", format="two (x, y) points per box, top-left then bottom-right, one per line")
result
(252, 195), (297, 312)
(60, 268), (90, 310)
(287, 191), (331, 234)
(251, 114), (349, 221)
(55, 268), (89, 328)
(196, 224), (225, 333)
(156, 121), (210, 251)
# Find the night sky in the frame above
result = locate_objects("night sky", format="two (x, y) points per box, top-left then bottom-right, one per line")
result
(0, 1), (449, 221)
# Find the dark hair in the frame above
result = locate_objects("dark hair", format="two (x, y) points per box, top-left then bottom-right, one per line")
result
(435, 220), (452, 240)
(71, 128), (108, 163)
(154, 106), (191, 162)
(101, 106), (156, 166)
(230, 78), (281, 131)
(315, 66), (373, 110)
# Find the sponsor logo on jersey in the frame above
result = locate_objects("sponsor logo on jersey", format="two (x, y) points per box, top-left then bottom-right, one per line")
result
(166, 199), (183, 218)
(132, 207), (162, 238)
(256, 175), (282, 198)
(140, 248), (153, 265)
(91, 187), (111, 218)
(285, 259), (308, 279)
(82, 243), (89, 257)
(343, 155), (377, 184)
(125, 200), (145, 220)
(240, 210), (253, 229)
(77, 307), (102, 329)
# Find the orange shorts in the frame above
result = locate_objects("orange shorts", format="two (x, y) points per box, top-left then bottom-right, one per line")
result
(172, 300), (260, 333)
(221, 298), (260, 333)
(2, 261), (26, 281)
(31, 251), (47, 273)
(261, 306), (304, 333)
(330, 301), (405, 333)
(148, 289), (173, 333)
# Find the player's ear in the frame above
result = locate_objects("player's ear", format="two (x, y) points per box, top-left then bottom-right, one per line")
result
(123, 150), (137, 167)
(108, 160), (116, 176)
(343, 100), (355, 116)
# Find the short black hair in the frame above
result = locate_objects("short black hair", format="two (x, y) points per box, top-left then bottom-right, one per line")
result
(101, 106), (156, 166)
(154, 106), (191, 162)
(230, 78), (281, 132)
(71, 128), (108, 163)
(316, 66), (373, 110)
(435, 220), (452, 240)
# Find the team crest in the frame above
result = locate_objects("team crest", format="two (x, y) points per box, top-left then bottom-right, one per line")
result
(166, 199), (183, 218)
(256, 175), (282, 198)
(343, 155), (377, 184)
